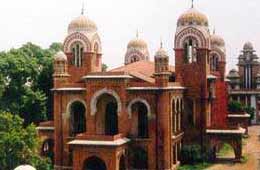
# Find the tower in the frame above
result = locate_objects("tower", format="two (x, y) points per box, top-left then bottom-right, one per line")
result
(63, 11), (102, 82)
(125, 32), (150, 65)
(53, 51), (69, 88)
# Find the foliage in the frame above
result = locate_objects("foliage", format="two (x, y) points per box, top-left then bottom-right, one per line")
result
(228, 101), (243, 112)
(217, 143), (233, 157)
(180, 144), (202, 164)
(243, 106), (255, 121)
(0, 42), (62, 125)
(178, 162), (212, 170)
(0, 112), (52, 170)
(102, 64), (108, 72)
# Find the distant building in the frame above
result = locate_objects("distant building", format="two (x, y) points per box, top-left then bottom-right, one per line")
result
(227, 42), (259, 124)
(37, 4), (248, 170)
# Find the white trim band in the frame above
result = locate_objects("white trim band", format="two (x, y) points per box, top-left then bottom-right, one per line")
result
(127, 86), (186, 90)
(51, 88), (86, 91)
(227, 114), (250, 118)
(36, 126), (54, 130)
(82, 75), (133, 79)
(206, 127), (246, 134)
(68, 138), (130, 146)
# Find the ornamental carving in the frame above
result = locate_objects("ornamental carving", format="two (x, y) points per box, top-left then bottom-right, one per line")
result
(175, 27), (208, 49)
(64, 32), (91, 53)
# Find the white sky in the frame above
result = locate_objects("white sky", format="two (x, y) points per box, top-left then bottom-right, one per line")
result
(0, 0), (259, 71)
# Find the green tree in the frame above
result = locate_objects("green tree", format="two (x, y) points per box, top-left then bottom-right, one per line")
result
(0, 42), (62, 124)
(102, 63), (108, 72)
(0, 112), (52, 170)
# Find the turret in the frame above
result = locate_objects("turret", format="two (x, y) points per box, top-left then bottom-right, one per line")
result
(53, 51), (69, 88)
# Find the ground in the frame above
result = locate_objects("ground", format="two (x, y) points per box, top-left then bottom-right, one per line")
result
(208, 125), (260, 170)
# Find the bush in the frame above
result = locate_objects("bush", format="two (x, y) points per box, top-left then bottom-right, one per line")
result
(228, 101), (243, 112)
(244, 106), (255, 122)
(180, 145), (202, 164)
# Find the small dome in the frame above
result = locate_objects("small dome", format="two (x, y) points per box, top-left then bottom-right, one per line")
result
(227, 69), (240, 78)
(243, 42), (254, 51)
(14, 165), (36, 170)
(155, 43), (168, 58)
(211, 33), (225, 47)
(127, 38), (148, 49)
(177, 7), (209, 27)
(54, 51), (67, 61)
(68, 15), (97, 34)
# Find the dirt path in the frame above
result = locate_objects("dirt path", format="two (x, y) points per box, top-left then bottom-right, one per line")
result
(208, 125), (260, 170)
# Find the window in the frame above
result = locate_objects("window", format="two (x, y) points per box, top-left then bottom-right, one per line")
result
(210, 55), (219, 71)
(184, 38), (197, 63)
(70, 101), (86, 136)
(71, 42), (84, 67)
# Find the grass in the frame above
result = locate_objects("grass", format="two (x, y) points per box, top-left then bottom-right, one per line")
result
(177, 162), (212, 170)
(217, 143), (233, 157)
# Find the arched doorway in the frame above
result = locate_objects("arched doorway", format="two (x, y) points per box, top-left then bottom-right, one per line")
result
(83, 156), (107, 170)
(41, 139), (54, 163)
(96, 93), (118, 135)
(70, 101), (86, 136)
(131, 147), (148, 170)
(119, 155), (126, 170)
(131, 102), (149, 138)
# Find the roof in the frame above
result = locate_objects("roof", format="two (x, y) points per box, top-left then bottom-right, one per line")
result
(109, 60), (175, 78)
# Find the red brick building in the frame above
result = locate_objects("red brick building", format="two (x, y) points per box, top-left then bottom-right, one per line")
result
(37, 5), (247, 170)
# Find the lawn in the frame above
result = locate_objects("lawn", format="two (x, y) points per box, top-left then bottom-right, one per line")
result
(178, 162), (212, 170)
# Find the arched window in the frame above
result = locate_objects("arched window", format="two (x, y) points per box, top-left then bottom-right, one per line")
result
(96, 93), (119, 136)
(70, 101), (86, 136)
(71, 42), (84, 67)
(84, 156), (107, 170)
(210, 55), (219, 71)
(184, 38), (197, 63)
(130, 55), (140, 63)
(131, 102), (149, 138)
(41, 139), (54, 164)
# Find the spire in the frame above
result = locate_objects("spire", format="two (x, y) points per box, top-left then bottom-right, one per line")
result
(81, 1), (85, 15)
(213, 27), (216, 34)
(136, 29), (139, 38)
(160, 37), (163, 48)
(191, 0), (194, 8)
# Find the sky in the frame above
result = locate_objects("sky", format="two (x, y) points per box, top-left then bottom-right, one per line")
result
(0, 0), (259, 71)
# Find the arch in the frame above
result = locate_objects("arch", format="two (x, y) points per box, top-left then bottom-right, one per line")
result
(64, 32), (91, 53)
(210, 49), (225, 62)
(83, 156), (107, 170)
(91, 33), (102, 53)
(68, 100), (86, 136)
(127, 98), (152, 119)
(90, 88), (122, 116)
(175, 27), (208, 49)
(41, 138), (54, 163)
(130, 147), (148, 170)
(119, 154), (126, 170)
(125, 49), (146, 64)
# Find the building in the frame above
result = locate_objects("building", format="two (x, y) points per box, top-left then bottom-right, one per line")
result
(227, 42), (259, 124)
(37, 4), (248, 170)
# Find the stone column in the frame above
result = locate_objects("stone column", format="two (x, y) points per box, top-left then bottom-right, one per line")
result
(250, 95), (256, 124)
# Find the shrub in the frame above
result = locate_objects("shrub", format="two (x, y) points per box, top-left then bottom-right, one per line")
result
(180, 145), (202, 164)
(228, 101), (243, 112)
(243, 106), (255, 121)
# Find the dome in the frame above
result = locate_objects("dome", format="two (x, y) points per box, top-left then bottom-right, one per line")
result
(227, 69), (240, 78)
(177, 7), (209, 27)
(68, 15), (97, 34)
(54, 51), (67, 61)
(155, 43), (168, 58)
(14, 165), (36, 170)
(127, 38), (148, 49)
(211, 33), (225, 47)
(243, 42), (254, 51)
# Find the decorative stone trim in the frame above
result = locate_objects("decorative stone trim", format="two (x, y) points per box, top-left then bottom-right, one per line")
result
(206, 127), (246, 134)
(207, 75), (217, 80)
(36, 126), (54, 131)
(68, 138), (130, 146)
(227, 114), (250, 118)
(229, 91), (260, 95)
(127, 97), (152, 119)
(90, 88), (122, 116)
(82, 75), (132, 79)
(126, 86), (186, 91)
(51, 88), (86, 91)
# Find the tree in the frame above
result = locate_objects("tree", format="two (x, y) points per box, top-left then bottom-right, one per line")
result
(0, 112), (52, 170)
(102, 64), (108, 72)
(0, 42), (62, 124)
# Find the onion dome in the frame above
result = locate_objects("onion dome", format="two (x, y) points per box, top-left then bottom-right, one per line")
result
(68, 15), (97, 34)
(155, 42), (169, 58)
(211, 32), (225, 47)
(177, 7), (209, 27)
(54, 51), (67, 61)
(127, 36), (148, 49)
(14, 165), (36, 170)
(227, 69), (240, 78)
(243, 42), (254, 51)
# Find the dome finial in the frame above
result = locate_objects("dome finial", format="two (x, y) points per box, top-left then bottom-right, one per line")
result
(191, 0), (194, 8)
(81, 1), (85, 15)
(160, 37), (163, 48)
(136, 29), (139, 38)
